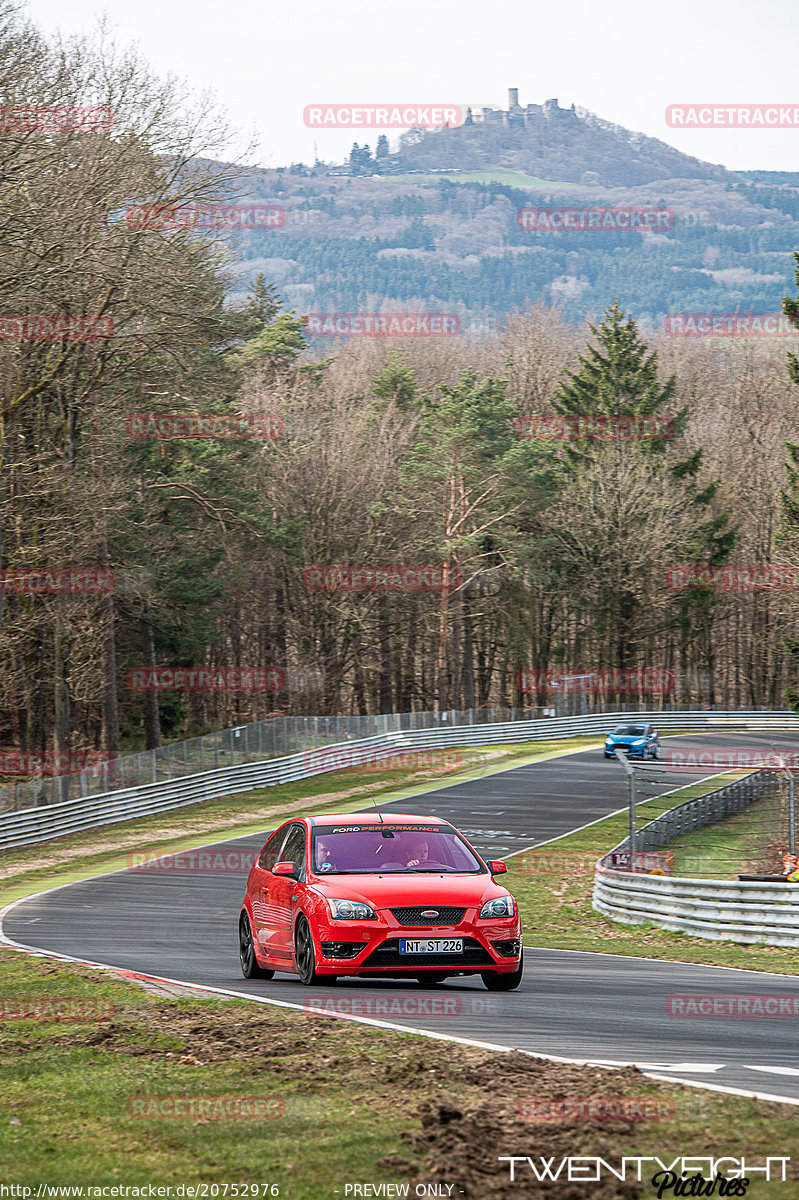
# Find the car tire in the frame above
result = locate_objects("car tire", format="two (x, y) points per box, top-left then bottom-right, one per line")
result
(652, 745), (660, 759)
(295, 914), (324, 986)
(481, 951), (523, 992)
(239, 912), (275, 980)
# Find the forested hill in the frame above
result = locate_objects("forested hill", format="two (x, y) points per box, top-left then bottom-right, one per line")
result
(186, 101), (799, 328)
(379, 104), (734, 187)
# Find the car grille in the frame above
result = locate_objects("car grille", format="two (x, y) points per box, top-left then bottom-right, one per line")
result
(363, 938), (493, 968)
(389, 905), (466, 925)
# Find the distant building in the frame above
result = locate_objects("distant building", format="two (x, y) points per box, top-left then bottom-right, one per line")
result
(469, 91), (574, 128)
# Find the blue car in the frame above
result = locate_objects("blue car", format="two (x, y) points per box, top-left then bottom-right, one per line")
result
(604, 722), (660, 760)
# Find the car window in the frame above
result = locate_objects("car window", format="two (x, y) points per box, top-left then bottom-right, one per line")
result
(258, 827), (289, 871)
(279, 824), (306, 870)
(613, 724), (646, 736)
(311, 823), (485, 874)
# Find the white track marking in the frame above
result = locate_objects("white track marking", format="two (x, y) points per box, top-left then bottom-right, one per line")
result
(743, 1066), (799, 1077)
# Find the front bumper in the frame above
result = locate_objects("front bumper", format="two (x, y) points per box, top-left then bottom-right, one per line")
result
(605, 743), (646, 758)
(309, 911), (522, 976)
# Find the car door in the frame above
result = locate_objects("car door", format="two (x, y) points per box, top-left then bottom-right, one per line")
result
(268, 822), (308, 959)
(250, 824), (291, 960)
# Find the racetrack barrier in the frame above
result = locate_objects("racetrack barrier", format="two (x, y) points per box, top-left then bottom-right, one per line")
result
(4, 709), (799, 849)
(592, 770), (799, 947)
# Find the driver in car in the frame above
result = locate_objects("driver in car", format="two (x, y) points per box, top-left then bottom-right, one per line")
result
(316, 838), (338, 872)
(405, 835), (431, 868)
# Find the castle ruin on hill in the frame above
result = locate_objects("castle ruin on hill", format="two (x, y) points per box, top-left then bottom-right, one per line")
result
(467, 89), (577, 127)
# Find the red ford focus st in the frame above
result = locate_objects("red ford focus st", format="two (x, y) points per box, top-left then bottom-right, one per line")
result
(238, 813), (523, 990)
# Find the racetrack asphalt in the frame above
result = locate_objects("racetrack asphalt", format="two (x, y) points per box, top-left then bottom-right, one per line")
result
(4, 731), (799, 1102)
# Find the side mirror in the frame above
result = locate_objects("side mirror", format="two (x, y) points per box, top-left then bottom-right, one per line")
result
(489, 860), (507, 875)
(273, 860), (299, 879)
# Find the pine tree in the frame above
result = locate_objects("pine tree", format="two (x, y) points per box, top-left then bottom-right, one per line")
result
(552, 299), (678, 457)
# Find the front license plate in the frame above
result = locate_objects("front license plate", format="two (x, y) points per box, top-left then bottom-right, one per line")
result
(399, 938), (463, 954)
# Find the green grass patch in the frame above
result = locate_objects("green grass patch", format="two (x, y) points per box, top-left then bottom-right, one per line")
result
(386, 169), (585, 191)
(668, 792), (788, 879)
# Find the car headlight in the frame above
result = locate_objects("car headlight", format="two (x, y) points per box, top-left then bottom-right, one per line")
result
(326, 898), (377, 920)
(479, 896), (515, 919)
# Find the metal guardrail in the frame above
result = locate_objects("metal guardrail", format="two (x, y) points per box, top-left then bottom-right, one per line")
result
(5, 699), (796, 814)
(592, 770), (799, 948)
(4, 708), (799, 851)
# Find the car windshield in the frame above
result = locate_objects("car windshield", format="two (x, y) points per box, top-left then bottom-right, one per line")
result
(613, 724), (646, 736)
(311, 823), (485, 875)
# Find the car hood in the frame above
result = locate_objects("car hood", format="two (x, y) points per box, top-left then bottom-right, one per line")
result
(607, 734), (645, 744)
(308, 873), (507, 910)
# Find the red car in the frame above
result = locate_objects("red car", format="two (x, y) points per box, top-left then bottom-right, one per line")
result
(238, 813), (523, 990)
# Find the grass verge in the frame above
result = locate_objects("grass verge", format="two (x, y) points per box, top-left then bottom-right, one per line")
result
(1, 952), (797, 1198)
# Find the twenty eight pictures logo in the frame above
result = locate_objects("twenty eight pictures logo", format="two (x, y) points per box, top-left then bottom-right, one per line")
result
(302, 314), (460, 338)
(303, 104), (465, 129)
(126, 667), (285, 692)
(516, 206), (674, 232)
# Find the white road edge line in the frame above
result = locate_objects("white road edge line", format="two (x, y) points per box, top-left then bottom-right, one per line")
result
(3, 926), (798, 1108)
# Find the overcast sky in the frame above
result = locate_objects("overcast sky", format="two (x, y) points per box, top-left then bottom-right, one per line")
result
(24, 0), (799, 172)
